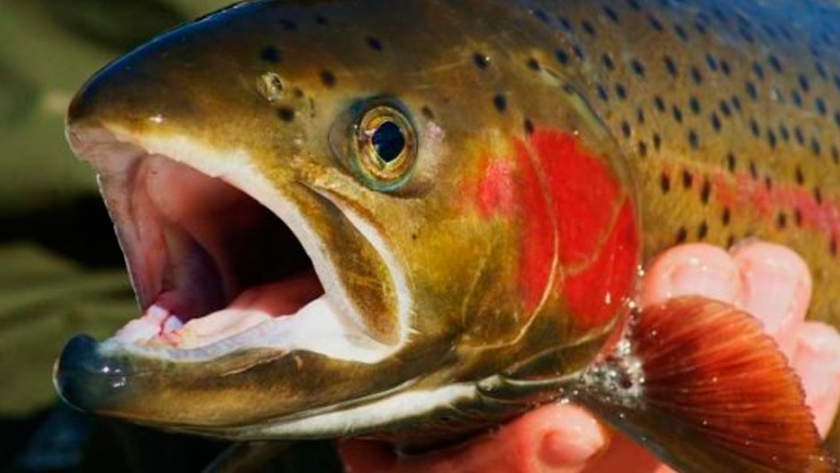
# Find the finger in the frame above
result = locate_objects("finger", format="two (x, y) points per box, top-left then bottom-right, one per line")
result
(793, 321), (840, 437)
(339, 404), (609, 473)
(639, 243), (740, 307)
(581, 435), (673, 473)
(730, 242), (812, 356)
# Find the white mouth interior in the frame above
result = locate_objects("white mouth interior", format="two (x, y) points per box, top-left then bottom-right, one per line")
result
(73, 131), (399, 363)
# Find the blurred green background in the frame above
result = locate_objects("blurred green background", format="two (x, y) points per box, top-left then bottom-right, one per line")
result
(0, 1), (340, 471)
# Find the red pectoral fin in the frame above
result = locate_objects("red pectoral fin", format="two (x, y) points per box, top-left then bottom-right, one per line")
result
(576, 296), (834, 473)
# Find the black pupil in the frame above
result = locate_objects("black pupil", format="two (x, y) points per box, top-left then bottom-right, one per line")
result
(371, 121), (405, 163)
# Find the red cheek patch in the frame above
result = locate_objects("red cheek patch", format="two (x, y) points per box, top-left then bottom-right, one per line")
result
(524, 128), (639, 326)
(563, 200), (639, 327)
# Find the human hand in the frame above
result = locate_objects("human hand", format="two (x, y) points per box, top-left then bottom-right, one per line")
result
(338, 242), (840, 473)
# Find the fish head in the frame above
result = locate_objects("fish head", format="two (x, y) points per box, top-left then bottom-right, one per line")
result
(56, 0), (640, 444)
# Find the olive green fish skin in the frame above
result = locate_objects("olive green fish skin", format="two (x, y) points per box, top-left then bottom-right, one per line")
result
(528, 0), (840, 448)
(60, 0), (840, 457)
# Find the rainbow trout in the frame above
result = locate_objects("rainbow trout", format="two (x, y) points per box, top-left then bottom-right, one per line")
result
(54, 0), (840, 471)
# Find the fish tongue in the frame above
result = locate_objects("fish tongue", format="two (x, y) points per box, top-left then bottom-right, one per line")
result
(167, 269), (324, 349)
(575, 296), (834, 473)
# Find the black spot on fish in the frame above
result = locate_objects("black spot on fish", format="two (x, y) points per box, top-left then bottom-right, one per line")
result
(631, 59), (645, 77)
(572, 44), (585, 60)
(765, 176), (773, 191)
(527, 58), (541, 71)
(627, 0), (641, 11)
(720, 59), (731, 76)
(602, 54), (615, 70)
(816, 61), (828, 80)
(726, 152), (736, 172)
(493, 94), (507, 113)
(615, 83), (627, 100)
(261, 46), (280, 63)
(597, 84), (609, 102)
(555, 48), (570, 65)
(705, 54), (718, 71)
(524, 118), (535, 134)
(832, 145), (840, 164)
(811, 137), (822, 156)
(792, 89), (803, 108)
(796, 165), (805, 185)
(689, 97), (700, 114)
(672, 105), (683, 123)
(779, 122), (790, 142)
(532, 8), (550, 24)
(834, 111), (840, 129)
(694, 19), (707, 34)
(653, 133), (662, 150)
(731, 95), (741, 112)
(777, 212), (788, 230)
(421, 106), (434, 120)
(603, 5), (619, 23)
(752, 62), (764, 80)
(799, 74), (810, 92)
(664, 56), (678, 76)
(710, 112), (721, 132)
(767, 129), (777, 148)
(649, 15), (664, 32)
(816, 98), (827, 116)
(722, 207), (731, 225)
(688, 129), (699, 149)
(831, 238), (838, 257)
(319, 70), (336, 87)
(815, 186), (824, 204)
(697, 221), (708, 240)
(719, 100), (731, 117)
(654, 95), (666, 112)
(660, 172), (671, 193)
(557, 15), (573, 32)
(690, 66), (702, 84)
(795, 127), (805, 145)
(581, 20), (596, 36)
(636, 108), (645, 124)
(277, 107), (295, 122)
(315, 14), (328, 25)
(638, 140), (648, 157)
(674, 23), (689, 42)
(279, 19), (297, 31)
(768, 55), (783, 73)
(676, 227), (688, 243)
(749, 160), (758, 180)
(794, 208), (803, 226)
(749, 118), (760, 137)
(682, 170), (693, 189)
(700, 178), (711, 204)
(745, 81), (758, 100)
(367, 37), (383, 51)
(621, 120), (632, 138)
(473, 53), (490, 70)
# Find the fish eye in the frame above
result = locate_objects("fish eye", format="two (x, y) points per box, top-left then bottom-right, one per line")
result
(352, 104), (417, 191)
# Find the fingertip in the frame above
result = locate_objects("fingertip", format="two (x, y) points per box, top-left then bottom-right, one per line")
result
(793, 322), (840, 437)
(532, 405), (609, 470)
(640, 243), (739, 307)
(731, 242), (812, 354)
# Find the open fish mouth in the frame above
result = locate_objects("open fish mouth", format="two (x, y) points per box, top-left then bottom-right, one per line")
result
(65, 126), (404, 364)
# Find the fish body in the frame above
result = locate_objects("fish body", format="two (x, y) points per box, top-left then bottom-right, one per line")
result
(53, 0), (840, 471)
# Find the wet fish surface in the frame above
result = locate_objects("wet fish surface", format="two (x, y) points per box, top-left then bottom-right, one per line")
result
(52, 0), (840, 471)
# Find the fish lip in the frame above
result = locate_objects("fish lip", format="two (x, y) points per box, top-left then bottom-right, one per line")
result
(64, 122), (405, 363)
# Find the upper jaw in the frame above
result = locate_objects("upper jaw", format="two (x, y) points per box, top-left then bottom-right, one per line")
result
(65, 123), (409, 364)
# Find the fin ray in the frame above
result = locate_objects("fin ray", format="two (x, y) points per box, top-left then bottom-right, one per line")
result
(576, 296), (834, 473)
